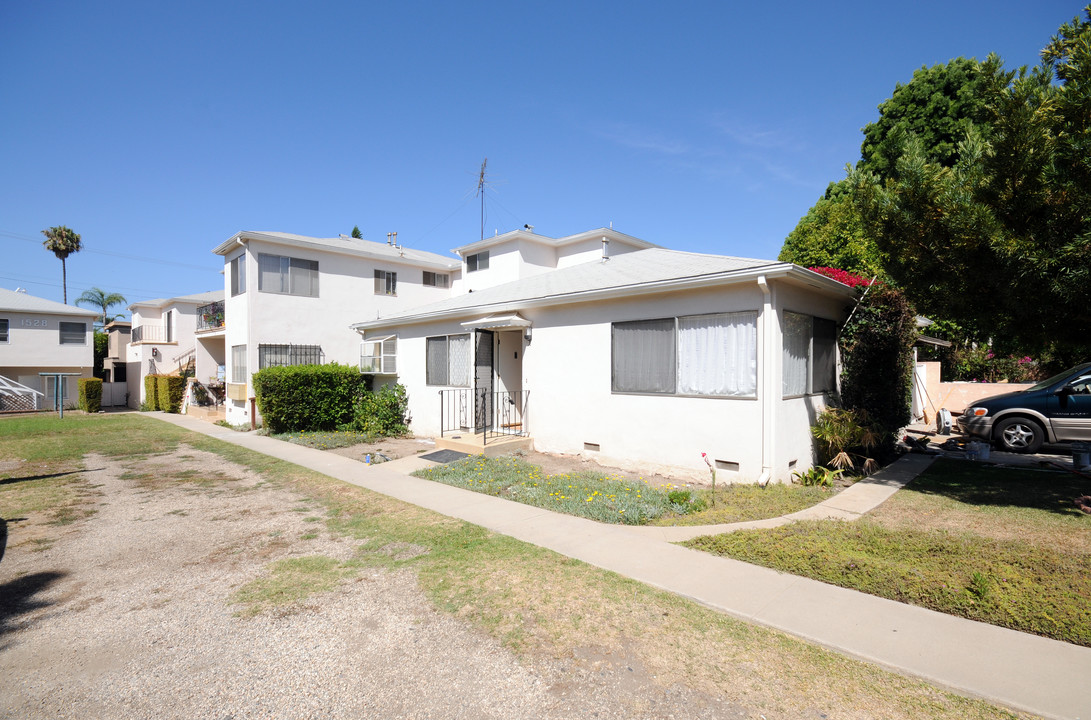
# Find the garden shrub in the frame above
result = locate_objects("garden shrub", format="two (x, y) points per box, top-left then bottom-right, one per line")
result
(78, 377), (103, 413)
(252, 363), (370, 434)
(839, 283), (917, 453)
(156, 375), (186, 413)
(144, 374), (161, 410)
(353, 383), (410, 436)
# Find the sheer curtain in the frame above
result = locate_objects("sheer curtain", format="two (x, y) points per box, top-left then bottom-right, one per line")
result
(782, 311), (811, 396)
(678, 312), (757, 397)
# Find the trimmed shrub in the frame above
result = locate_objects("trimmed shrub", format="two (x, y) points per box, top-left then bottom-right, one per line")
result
(353, 383), (409, 437)
(252, 363), (370, 434)
(156, 375), (186, 413)
(144, 374), (161, 410)
(78, 377), (103, 413)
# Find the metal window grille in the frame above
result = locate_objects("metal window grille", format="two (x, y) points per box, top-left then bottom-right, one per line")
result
(0, 319), (7, 343)
(258, 344), (324, 369)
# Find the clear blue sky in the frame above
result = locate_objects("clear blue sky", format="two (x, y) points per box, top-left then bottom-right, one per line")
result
(1, 1), (1080, 307)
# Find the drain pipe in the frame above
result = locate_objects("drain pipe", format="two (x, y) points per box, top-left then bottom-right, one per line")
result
(756, 276), (774, 487)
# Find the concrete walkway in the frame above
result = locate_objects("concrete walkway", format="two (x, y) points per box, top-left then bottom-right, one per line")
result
(150, 413), (1091, 720)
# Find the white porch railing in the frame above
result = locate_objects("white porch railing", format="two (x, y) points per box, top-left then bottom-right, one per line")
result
(0, 375), (45, 412)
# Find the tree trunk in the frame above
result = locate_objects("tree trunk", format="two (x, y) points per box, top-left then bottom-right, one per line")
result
(62, 257), (67, 304)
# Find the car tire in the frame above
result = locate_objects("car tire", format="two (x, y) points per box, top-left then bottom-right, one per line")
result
(994, 417), (1045, 454)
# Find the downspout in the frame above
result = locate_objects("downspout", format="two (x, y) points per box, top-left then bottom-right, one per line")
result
(235, 236), (255, 425)
(756, 276), (774, 487)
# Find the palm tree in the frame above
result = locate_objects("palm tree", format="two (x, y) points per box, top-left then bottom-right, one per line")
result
(75, 287), (127, 328)
(41, 226), (83, 303)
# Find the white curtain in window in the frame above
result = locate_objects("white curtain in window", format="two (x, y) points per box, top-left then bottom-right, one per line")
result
(678, 312), (757, 396)
(783, 311), (811, 396)
(448, 334), (470, 386)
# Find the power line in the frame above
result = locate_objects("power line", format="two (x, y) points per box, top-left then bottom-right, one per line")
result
(1, 229), (220, 272)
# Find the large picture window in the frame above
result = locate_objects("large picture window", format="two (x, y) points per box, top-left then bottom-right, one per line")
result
(258, 254), (319, 297)
(612, 312), (757, 397)
(59, 322), (86, 345)
(783, 312), (838, 397)
(426, 334), (470, 386)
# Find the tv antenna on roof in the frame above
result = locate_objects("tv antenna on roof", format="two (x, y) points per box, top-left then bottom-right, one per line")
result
(475, 158), (488, 241)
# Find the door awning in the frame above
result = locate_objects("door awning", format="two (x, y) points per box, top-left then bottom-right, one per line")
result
(460, 313), (532, 331)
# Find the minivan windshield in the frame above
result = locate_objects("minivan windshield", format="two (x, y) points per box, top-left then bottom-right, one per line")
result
(1028, 363), (1091, 392)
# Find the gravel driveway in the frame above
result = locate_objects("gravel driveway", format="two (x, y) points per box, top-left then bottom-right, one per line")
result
(0, 446), (745, 720)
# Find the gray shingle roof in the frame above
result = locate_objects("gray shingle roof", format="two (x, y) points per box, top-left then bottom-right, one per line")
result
(0, 288), (100, 316)
(353, 248), (815, 329)
(214, 231), (460, 270)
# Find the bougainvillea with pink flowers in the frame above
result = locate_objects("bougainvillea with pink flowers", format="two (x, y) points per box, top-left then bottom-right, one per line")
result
(808, 267), (877, 288)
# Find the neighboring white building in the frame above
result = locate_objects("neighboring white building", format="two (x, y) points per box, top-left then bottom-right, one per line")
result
(127, 290), (224, 408)
(211, 231), (462, 425)
(0, 287), (99, 410)
(351, 236), (855, 484)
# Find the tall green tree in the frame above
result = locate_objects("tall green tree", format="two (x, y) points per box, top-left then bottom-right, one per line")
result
(853, 9), (1091, 359)
(75, 287), (127, 328)
(778, 180), (885, 278)
(351, 225), (363, 239)
(41, 225), (83, 303)
(859, 57), (993, 180)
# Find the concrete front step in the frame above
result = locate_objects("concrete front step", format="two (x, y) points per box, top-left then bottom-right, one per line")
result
(434, 433), (533, 457)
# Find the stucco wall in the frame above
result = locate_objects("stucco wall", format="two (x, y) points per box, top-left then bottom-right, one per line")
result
(0, 311), (95, 369)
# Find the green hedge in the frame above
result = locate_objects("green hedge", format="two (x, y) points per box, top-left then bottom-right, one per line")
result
(353, 383), (409, 436)
(156, 375), (186, 413)
(78, 377), (103, 413)
(252, 363), (370, 433)
(144, 374), (161, 410)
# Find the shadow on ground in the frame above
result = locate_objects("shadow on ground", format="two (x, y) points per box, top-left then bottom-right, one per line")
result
(0, 569), (68, 642)
(906, 457), (1091, 516)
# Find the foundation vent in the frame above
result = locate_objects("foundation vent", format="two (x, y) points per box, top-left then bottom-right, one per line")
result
(583, 442), (601, 452)
(714, 459), (739, 472)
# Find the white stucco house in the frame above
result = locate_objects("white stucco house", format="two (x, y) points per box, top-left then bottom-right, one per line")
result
(127, 290), (224, 408)
(350, 229), (855, 484)
(0, 287), (99, 411)
(211, 231), (462, 425)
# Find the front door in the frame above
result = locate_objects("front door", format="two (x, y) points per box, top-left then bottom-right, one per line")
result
(474, 330), (495, 432)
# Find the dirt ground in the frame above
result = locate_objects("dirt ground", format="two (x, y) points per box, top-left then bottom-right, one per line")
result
(328, 436), (699, 488)
(0, 444), (748, 720)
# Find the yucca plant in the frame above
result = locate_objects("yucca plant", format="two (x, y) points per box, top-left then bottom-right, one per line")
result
(811, 407), (881, 475)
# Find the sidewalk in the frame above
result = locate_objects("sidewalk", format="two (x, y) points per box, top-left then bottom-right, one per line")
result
(151, 413), (1091, 720)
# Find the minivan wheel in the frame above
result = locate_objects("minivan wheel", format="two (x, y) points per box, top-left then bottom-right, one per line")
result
(994, 417), (1045, 454)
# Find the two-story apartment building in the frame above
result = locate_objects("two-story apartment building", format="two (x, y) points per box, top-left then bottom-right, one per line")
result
(211, 231), (461, 425)
(127, 290), (224, 408)
(0, 287), (98, 411)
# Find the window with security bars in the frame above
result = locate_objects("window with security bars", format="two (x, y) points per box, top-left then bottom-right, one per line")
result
(258, 254), (319, 297)
(360, 336), (397, 374)
(374, 270), (397, 295)
(59, 322), (87, 345)
(258, 344), (324, 369)
(425, 334), (470, 386)
(0, 319), (8, 343)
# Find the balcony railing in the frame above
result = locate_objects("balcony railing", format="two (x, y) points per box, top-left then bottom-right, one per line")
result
(196, 300), (225, 332)
(131, 324), (167, 343)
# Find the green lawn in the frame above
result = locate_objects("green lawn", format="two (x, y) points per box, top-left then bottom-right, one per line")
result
(685, 458), (1091, 646)
(0, 415), (1035, 718)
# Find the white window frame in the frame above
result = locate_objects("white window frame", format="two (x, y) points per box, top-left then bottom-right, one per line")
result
(360, 335), (397, 374)
(426, 333), (471, 387)
(258, 253), (320, 297)
(59, 321), (87, 345)
(611, 312), (758, 398)
(230, 253), (246, 296)
(231, 345), (247, 384)
(374, 269), (397, 296)
(466, 251), (489, 273)
(423, 271), (449, 288)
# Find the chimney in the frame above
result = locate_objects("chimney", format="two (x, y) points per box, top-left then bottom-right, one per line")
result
(601, 236), (610, 263)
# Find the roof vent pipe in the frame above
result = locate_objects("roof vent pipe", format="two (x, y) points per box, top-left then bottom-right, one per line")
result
(601, 236), (610, 263)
